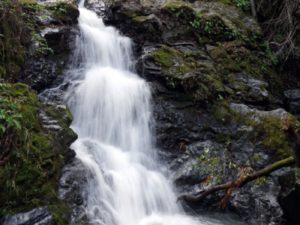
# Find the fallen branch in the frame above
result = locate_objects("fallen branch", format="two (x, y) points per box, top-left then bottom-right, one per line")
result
(178, 156), (295, 206)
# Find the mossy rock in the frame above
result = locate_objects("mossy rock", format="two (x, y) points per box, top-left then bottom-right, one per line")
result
(224, 103), (300, 160)
(46, 1), (79, 24)
(0, 0), (31, 81)
(161, 0), (192, 13)
(0, 83), (76, 224)
(161, 0), (260, 43)
(149, 45), (231, 102)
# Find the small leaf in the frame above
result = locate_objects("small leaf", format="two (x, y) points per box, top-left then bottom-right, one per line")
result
(13, 119), (21, 130)
(0, 124), (6, 135)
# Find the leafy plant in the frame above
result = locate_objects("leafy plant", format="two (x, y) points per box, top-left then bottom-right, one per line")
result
(190, 18), (201, 29)
(0, 98), (22, 137)
(233, 0), (250, 11)
(32, 33), (53, 56)
(20, 0), (42, 12)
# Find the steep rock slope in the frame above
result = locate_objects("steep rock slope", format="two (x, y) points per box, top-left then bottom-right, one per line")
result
(0, 0), (79, 224)
(96, 0), (300, 224)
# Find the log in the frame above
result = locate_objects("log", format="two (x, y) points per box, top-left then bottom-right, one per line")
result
(178, 156), (295, 204)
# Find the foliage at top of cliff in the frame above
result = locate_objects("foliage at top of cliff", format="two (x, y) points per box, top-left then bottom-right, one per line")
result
(0, 0), (79, 82)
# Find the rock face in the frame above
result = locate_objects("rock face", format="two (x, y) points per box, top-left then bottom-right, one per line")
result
(1, 0), (299, 225)
(0, 207), (53, 225)
(0, 1), (79, 224)
(19, 0), (79, 92)
(278, 168), (300, 225)
(284, 89), (300, 119)
(99, 0), (300, 224)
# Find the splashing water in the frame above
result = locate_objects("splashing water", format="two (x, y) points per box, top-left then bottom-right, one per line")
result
(66, 1), (240, 225)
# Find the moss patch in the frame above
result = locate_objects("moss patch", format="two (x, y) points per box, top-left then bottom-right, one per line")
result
(210, 101), (299, 160)
(0, 83), (76, 224)
(150, 45), (231, 102)
(0, 0), (31, 81)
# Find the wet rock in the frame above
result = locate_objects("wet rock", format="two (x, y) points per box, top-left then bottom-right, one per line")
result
(278, 168), (300, 225)
(232, 183), (284, 225)
(21, 58), (59, 92)
(59, 159), (90, 225)
(85, 0), (106, 17)
(284, 89), (300, 118)
(230, 103), (289, 121)
(0, 207), (52, 225)
(19, 1), (79, 92)
(228, 73), (269, 103)
(170, 140), (226, 187)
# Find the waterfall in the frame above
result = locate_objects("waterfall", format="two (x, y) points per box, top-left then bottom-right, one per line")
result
(65, 1), (223, 225)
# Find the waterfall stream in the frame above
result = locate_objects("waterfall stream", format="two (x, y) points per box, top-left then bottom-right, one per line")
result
(65, 1), (244, 225)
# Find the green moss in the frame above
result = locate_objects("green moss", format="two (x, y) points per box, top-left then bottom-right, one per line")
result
(192, 15), (240, 42)
(209, 98), (298, 160)
(132, 15), (148, 23)
(32, 33), (54, 56)
(197, 149), (223, 183)
(0, 0), (36, 81)
(255, 176), (268, 186)
(251, 116), (293, 159)
(207, 41), (278, 82)
(152, 46), (178, 68)
(151, 45), (196, 82)
(20, 0), (42, 11)
(0, 83), (75, 221)
(46, 1), (79, 24)
(209, 100), (234, 124)
(161, 0), (191, 12)
(48, 200), (69, 225)
(150, 45), (232, 102)
(232, 0), (250, 11)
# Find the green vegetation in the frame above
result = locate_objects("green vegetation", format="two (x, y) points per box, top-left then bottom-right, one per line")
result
(32, 33), (54, 56)
(251, 116), (295, 159)
(197, 146), (223, 183)
(233, 0), (250, 11)
(0, 0), (30, 81)
(210, 100), (299, 160)
(0, 83), (76, 224)
(0, 0), (80, 223)
(0, 0), (78, 81)
(0, 98), (22, 137)
(150, 45), (228, 101)
(190, 16), (240, 41)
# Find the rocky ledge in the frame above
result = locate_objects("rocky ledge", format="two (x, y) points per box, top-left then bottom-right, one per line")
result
(0, 0), (79, 224)
(97, 0), (300, 224)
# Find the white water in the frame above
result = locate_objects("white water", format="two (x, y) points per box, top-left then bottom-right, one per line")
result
(66, 1), (235, 225)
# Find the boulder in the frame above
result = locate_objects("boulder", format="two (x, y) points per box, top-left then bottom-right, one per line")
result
(284, 89), (300, 118)
(0, 207), (52, 225)
(278, 168), (300, 225)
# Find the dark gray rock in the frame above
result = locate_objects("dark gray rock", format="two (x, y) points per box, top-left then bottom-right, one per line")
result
(0, 207), (52, 225)
(85, 0), (106, 17)
(232, 181), (284, 225)
(284, 89), (300, 101)
(59, 159), (90, 225)
(228, 73), (269, 103)
(20, 0), (79, 92)
(284, 89), (300, 118)
(230, 103), (289, 121)
(278, 168), (300, 225)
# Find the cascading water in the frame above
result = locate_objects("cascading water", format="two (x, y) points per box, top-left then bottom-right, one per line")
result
(65, 1), (240, 225)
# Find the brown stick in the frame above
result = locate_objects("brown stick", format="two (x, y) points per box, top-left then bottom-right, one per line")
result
(178, 156), (295, 203)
